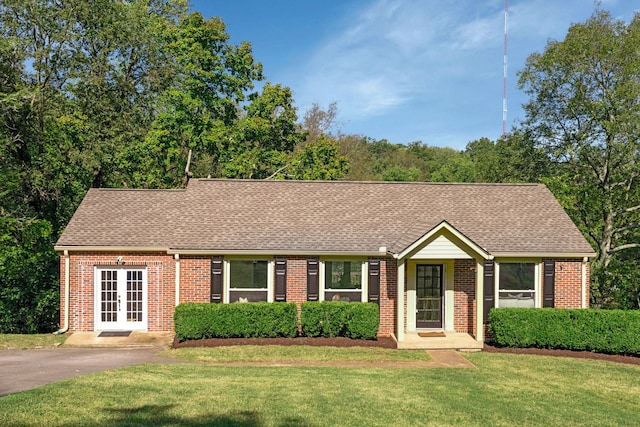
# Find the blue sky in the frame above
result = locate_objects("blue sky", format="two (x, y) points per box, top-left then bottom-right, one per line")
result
(190, 0), (638, 150)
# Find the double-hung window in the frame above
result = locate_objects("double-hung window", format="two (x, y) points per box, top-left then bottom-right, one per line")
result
(497, 262), (538, 308)
(323, 260), (365, 302)
(228, 259), (270, 302)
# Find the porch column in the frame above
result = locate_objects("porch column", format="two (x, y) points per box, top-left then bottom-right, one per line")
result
(475, 259), (484, 342)
(397, 259), (405, 342)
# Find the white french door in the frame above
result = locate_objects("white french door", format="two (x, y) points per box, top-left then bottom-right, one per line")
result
(95, 268), (147, 331)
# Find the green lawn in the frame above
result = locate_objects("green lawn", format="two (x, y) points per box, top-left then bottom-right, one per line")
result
(1, 350), (638, 426)
(161, 345), (432, 363)
(0, 333), (67, 349)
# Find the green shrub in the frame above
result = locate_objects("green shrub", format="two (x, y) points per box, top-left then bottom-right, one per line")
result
(300, 301), (379, 340)
(488, 308), (640, 355)
(174, 302), (298, 341)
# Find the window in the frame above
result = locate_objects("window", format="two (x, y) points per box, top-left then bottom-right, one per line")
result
(323, 260), (364, 302)
(228, 260), (269, 302)
(498, 262), (536, 308)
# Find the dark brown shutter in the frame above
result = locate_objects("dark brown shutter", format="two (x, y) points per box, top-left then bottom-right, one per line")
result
(368, 259), (380, 304)
(307, 258), (319, 301)
(483, 260), (495, 323)
(543, 260), (555, 307)
(210, 256), (223, 303)
(274, 257), (287, 302)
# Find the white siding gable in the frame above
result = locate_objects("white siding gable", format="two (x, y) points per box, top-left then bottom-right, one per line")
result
(410, 234), (473, 259)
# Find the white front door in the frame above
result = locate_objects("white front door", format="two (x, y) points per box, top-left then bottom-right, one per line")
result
(95, 268), (147, 331)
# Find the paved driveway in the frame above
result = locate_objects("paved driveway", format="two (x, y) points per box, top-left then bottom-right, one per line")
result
(0, 347), (165, 397)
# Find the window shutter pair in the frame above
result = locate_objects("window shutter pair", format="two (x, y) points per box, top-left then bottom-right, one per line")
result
(210, 257), (287, 303)
(483, 259), (556, 320)
(306, 258), (380, 303)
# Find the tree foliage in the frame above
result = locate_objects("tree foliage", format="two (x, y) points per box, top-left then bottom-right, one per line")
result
(519, 10), (640, 308)
(0, 0), (336, 332)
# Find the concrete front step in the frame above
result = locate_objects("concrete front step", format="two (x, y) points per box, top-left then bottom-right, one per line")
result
(396, 332), (483, 351)
(63, 331), (174, 348)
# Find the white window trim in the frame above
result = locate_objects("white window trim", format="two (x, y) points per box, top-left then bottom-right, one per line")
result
(224, 258), (274, 303)
(319, 258), (368, 302)
(494, 260), (542, 308)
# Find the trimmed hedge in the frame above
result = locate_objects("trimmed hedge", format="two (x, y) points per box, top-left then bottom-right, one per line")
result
(488, 308), (640, 355)
(174, 302), (298, 341)
(300, 301), (379, 340)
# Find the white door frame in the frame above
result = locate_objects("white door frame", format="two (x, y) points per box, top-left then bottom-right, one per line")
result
(94, 266), (148, 331)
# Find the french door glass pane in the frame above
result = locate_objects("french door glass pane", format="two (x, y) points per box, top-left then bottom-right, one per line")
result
(101, 270), (118, 322)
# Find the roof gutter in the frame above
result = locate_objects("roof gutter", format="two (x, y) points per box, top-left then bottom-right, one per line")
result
(54, 245), (169, 252)
(491, 252), (597, 258)
(166, 248), (392, 257)
(53, 250), (70, 335)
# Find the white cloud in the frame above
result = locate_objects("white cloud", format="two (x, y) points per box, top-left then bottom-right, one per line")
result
(291, 0), (513, 122)
(284, 0), (640, 148)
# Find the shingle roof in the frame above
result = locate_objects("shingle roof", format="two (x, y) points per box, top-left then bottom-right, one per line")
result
(56, 179), (595, 256)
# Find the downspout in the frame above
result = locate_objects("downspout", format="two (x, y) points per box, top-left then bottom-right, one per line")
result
(174, 254), (180, 306)
(581, 257), (588, 308)
(54, 250), (70, 335)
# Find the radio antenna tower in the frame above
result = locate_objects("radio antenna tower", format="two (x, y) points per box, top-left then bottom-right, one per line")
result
(502, 0), (508, 138)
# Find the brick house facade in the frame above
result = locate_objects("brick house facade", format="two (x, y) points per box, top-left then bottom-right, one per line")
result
(56, 179), (595, 343)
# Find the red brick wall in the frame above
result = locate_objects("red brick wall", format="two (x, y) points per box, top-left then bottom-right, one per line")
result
(286, 257), (308, 308)
(454, 259), (476, 335)
(551, 259), (588, 308)
(60, 252), (175, 332)
(179, 257), (211, 303)
(60, 253), (589, 335)
(378, 257), (396, 337)
(61, 253), (398, 336)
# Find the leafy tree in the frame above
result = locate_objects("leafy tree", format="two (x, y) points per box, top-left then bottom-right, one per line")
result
(465, 133), (551, 183)
(519, 10), (640, 307)
(0, 1), (315, 331)
(221, 83), (305, 178)
(429, 153), (476, 182)
(289, 136), (348, 180)
(139, 11), (264, 186)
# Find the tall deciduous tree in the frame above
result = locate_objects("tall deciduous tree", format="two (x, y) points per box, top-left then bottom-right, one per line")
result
(519, 10), (640, 307)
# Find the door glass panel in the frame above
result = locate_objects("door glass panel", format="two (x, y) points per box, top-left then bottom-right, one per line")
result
(416, 265), (443, 328)
(126, 270), (144, 322)
(101, 270), (118, 322)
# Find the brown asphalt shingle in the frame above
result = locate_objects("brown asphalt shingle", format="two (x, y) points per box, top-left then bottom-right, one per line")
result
(56, 179), (595, 255)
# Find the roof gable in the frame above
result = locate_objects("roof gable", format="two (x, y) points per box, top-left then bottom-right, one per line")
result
(56, 179), (596, 257)
(398, 221), (490, 260)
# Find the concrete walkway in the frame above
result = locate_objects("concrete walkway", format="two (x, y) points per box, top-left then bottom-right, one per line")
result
(426, 350), (477, 368)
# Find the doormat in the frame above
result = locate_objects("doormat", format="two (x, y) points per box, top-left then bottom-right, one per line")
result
(418, 332), (446, 338)
(98, 331), (131, 337)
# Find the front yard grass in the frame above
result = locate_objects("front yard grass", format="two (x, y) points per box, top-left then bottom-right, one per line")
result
(161, 345), (432, 363)
(1, 350), (639, 426)
(0, 333), (67, 349)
